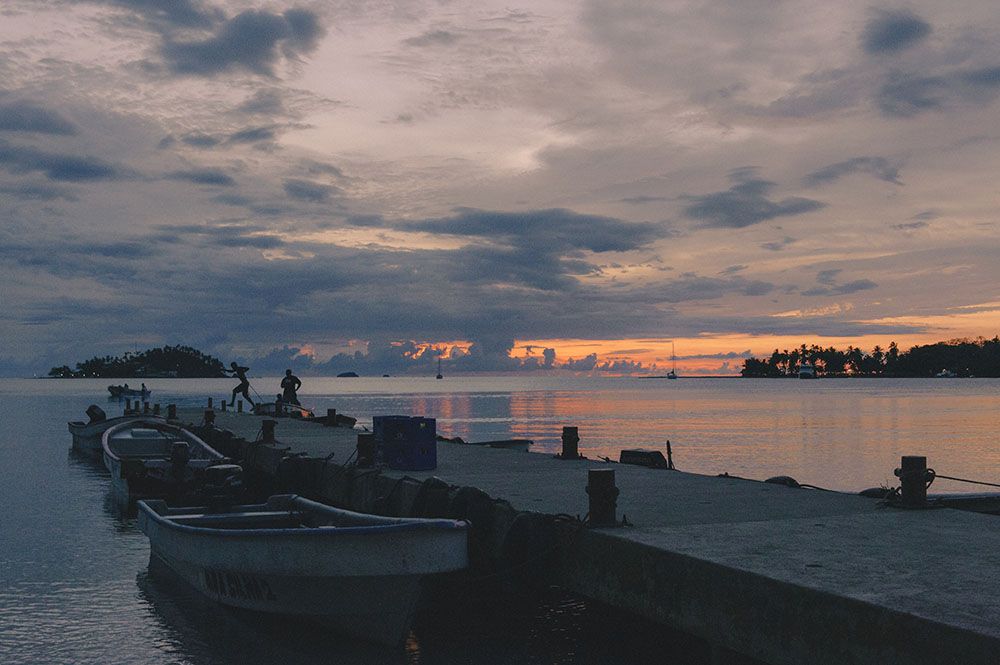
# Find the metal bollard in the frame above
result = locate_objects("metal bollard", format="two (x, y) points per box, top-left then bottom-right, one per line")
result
(167, 404), (177, 420)
(237, 400), (243, 413)
(261, 419), (277, 443)
(356, 433), (376, 467)
(894, 455), (933, 507)
(586, 468), (620, 527)
(560, 426), (580, 459)
(325, 408), (337, 427)
(204, 409), (215, 426)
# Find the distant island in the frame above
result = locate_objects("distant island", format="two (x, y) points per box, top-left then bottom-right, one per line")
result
(740, 337), (1000, 378)
(48, 345), (226, 378)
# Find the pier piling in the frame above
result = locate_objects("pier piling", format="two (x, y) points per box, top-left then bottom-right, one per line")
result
(167, 404), (176, 420)
(237, 400), (243, 413)
(207, 397), (213, 409)
(204, 409), (215, 426)
(895, 455), (932, 507)
(561, 426), (580, 459)
(586, 468), (619, 526)
(261, 419), (276, 443)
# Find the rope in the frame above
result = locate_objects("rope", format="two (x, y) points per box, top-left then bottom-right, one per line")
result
(932, 473), (1000, 489)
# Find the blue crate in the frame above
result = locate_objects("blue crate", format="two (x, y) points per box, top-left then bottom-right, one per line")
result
(373, 415), (437, 470)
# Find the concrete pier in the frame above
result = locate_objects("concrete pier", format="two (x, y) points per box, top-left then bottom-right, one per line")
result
(174, 406), (1000, 665)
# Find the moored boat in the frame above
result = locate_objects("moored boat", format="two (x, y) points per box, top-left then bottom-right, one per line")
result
(253, 400), (315, 419)
(108, 384), (151, 398)
(68, 404), (166, 458)
(102, 419), (228, 504)
(137, 495), (469, 645)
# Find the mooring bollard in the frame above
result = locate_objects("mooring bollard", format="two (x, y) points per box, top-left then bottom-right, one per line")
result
(220, 400), (227, 412)
(125, 399), (132, 412)
(587, 468), (620, 526)
(560, 426), (580, 459)
(153, 403), (160, 415)
(325, 408), (337, 427)
(207, 397), (213, 409)
(262, 419), (277, 443)
(356, 433), (376, 467)
(894, 455), (933, 507)
(237, 400), (243, 413)
(204, 409), (215, 426)
(143, 401), (150, 414)
(167, 404), (177, 420)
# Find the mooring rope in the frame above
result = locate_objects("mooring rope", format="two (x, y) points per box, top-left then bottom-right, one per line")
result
(932, 473), (1000, 489)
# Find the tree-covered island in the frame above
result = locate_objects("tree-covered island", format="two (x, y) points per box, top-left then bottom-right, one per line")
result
(741, 337), (1000, 378)
(48, 346), (226, 378)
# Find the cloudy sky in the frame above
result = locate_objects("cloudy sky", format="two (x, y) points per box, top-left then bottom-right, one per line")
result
(2, 1), (1000, 375)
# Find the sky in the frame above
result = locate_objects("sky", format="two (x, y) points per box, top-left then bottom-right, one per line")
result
(2, 1), (1000, 376)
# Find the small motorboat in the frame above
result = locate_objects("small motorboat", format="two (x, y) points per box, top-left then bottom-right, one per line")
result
(68, 404), (165, 458)
(108, 384), (151, 398)
(137, 495), (469, 645)
(253, 400), (315, 419)
(102, 419), (230, 504)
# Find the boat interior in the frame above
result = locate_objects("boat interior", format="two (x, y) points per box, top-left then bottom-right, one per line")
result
(142, 495), (427, 530)
(108, 427), (217, 461)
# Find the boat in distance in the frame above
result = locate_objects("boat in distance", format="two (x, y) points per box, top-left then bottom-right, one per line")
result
(68, 404), (166, 458)
(137, 495), (469, 645)
(107, 384), (151, 398)
(102, 419), (228, 504)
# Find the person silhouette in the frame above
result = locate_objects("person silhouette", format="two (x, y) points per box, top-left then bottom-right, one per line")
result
(280, 369), (301, 405)
(223, 362), (254, 409)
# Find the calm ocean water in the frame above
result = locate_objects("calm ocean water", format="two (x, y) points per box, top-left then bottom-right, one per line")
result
(2, 376), (999, 664)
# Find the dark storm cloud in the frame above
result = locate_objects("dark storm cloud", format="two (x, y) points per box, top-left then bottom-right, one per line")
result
(283, 179), (335, 202)
(801, 269), (878, 297)
(155, 223), (283, 248)
(181, 133), (221, 148)
(760, 236), (796, 252)
(0, 101), (77, 135)
(0, 140), (121, 181)
(0, 182), (77, 201)
(619, 195), (669, 205)
(404, 30), (462, 47)
(238, 89), (286, 115)
(166, 168), (235, 186)
(877, 67), (1000, 117)
(804, 157), (902, 186)
(861, 10), (931, 55)
(400, 207), (666, 252)
(227, 126), (276, 143)
(682, 170), (825, 228)
(161, 9), (325, 77)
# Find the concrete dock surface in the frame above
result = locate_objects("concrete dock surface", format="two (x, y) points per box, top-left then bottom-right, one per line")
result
(176, 406), (1000, 665)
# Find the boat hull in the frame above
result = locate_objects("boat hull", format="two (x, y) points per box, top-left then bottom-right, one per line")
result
(149, 550), (422, 643)
(68, 415), (165, 457)
(137, 496), (468, 645)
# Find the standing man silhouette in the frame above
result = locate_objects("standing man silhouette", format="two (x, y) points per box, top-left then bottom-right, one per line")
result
(280, 369), (302, 405)
(224, 362), (254, 409)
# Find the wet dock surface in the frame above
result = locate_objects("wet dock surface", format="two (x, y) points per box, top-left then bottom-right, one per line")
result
(177, 406), (1000, 665)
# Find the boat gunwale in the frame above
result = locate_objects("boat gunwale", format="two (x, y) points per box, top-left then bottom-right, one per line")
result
(138, 496), (467, 538)
(102, 418), (223, 464)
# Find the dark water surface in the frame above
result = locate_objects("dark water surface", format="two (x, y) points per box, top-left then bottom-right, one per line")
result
(3, 377), (999, 664)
